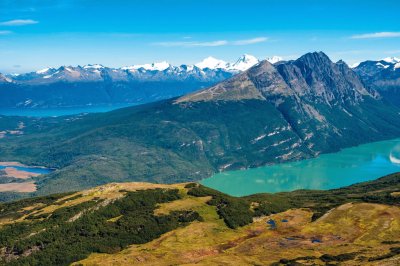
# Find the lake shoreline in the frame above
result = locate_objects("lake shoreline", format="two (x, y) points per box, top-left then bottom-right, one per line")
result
(0, 163), (54, 192)
(201, 138), (400, 196)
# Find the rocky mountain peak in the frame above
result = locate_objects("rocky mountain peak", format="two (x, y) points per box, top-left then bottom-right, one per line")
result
(177, 52), (375, 104)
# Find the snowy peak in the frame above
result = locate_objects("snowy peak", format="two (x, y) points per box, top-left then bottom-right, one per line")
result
(36, 67), (56, 74)
(354, 57), (400, 75)
(83, 64), (105, 70)
(123, 61), (171, 71)
(382, 57), (400, 64)
(195, 57), (228, 70)
(266, 56), (283, 64)
(3, 54), (308, 85)
(195, 54), (259, 71)
(228, 54), (259, 71)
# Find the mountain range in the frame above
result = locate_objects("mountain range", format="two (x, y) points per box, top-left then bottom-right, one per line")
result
(0, 55), (276, 108)
(1, 54), (400, 111)
(5, 54), (264, 85)
(0, 52), (399, 199)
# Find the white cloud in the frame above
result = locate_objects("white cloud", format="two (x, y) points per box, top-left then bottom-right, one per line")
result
(153, 37), (268, 47)
(0, 30), (12, 35)
(153, 40), (228, 47)
(233, 37), (268, 45)
(0, 19), (38, 26)
(351, 32), (400, 39)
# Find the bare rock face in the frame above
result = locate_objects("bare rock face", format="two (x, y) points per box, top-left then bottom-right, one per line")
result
(0, 74), (11, 84)
(176, 52), (400, 155)
(176, 72), (265, 103)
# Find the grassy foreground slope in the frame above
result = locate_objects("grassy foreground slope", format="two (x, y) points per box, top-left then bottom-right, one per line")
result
(0, 173), (399, 265)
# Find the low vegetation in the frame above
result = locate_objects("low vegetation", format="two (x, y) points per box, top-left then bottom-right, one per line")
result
(0, 173), (398, 265)
(0, 188), (200, 265)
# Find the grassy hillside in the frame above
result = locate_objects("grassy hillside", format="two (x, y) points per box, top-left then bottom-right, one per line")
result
(0, 173), (399, 265)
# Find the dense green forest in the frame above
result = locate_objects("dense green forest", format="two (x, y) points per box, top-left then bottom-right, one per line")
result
(1, 94), (400, 200)
(0, 188), (201, 265)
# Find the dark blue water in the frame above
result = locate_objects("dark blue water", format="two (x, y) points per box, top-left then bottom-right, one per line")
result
(0, 165), (53, 174)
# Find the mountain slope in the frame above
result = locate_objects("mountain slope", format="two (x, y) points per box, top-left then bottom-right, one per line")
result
(0, 173), (399, 265)
(178, 52), (399, 153)
(0, 52), (399, 197)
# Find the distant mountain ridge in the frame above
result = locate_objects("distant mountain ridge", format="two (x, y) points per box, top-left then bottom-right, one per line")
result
(3, 54), (269, 85)
(0, 54), (280, 109)
(353, 57), (400, 107)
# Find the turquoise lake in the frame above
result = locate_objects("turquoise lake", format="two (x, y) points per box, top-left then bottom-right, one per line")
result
(201, 138), (400, 196)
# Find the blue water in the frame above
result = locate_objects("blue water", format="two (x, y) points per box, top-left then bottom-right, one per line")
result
(0, 165), (53, 175)
(0, 103), (137, 117)
(267, 219), (276, 229)
(201, 138), (400, 196)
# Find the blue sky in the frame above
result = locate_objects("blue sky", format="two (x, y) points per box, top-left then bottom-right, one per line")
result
(0, 0), (399, 73)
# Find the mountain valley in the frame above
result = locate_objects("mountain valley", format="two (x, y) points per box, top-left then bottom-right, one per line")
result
(0, 52), (400, 201)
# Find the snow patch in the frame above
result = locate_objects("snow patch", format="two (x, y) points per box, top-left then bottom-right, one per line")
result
(83, 64), (104, 69)
(36, 67), (52, 74)
(128, 61), (171, 71)
(228, 54), (259, 71)
(382, 57), (400, 64)
(195, 56), (228, 70)
(266, 56), (283, 64)
(376, 62), (390, 69)
(251, 134), (267, 144)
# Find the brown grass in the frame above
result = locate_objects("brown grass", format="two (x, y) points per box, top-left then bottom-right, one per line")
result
(76, 202), (400, 266)
(0, 182), (36, 192)
(3, 167), (40, 179)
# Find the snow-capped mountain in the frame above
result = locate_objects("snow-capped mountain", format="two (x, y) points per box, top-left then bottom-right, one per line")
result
(194, 54), (260, 71)
(122, 61), (171, 71)
(83, 64), (105, 70)
(353, 56), (400, 107)
(4, 54), (289, 86)
(354, 57), (400, 78)
(266, 56), (283, 64)
(36, 67), (56, 74)
(6, 54), (260, 84)
(194, 57), (228, 70)
(1, 53), (399, 110)
(228, 54), (259, 71)
(382, 57), (400, 64)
